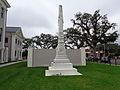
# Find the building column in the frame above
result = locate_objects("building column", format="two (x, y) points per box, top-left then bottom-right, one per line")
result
(11, 35), (16, 61)
(0, 48), (4, 63)
(4, 47), (8, 62)
(0, 8), (7, 63)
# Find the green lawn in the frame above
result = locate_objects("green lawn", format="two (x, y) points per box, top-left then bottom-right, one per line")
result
(0, 62), (120, 90)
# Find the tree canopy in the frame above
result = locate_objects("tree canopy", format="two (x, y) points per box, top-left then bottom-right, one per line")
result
(64, 28), (85, 49)
(30, 33), (58, 49)
(67, 10), (119, 56)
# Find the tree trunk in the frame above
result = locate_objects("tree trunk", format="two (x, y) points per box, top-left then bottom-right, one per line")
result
(93, 46), (97, 58)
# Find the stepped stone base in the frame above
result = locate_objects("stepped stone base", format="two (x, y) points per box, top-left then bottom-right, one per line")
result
(45, 62), (82, 76)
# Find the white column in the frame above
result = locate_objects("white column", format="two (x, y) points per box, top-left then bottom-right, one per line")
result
(4, 47), (8, 62)
(11, 35), (16, 61)
(0, 8), (7, 63)
(2, 9), (7, 48)
(20, 48), (22, 60)
(0, 48), (4, 63)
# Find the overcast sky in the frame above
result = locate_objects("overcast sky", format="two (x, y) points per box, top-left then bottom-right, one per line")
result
(7, 0), (120, 42)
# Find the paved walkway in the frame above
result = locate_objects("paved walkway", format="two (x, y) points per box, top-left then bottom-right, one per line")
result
(0, 61), (22, 67)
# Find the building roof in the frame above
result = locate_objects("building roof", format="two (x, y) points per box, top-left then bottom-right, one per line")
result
(2, 0), (11, 8)
(6, 27), (21, 32)
(6, 27), (24, 38)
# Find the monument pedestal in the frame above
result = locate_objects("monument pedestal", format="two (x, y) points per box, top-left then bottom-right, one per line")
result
(45, 63), (82, 76)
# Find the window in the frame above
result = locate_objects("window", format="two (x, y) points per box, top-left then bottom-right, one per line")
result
(18, 40), (19, 45)
(0, 50), (1, 60)
(15, 50), (16, 56)
(15, 39), (17, 44)
(0, 28), (2, 42)
(20, 41), (22, 46)
(1, 7), (4, 18)
(5, 37), (8, 43)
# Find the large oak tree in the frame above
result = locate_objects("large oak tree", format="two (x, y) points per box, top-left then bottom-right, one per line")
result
(69, 10), (119, 57)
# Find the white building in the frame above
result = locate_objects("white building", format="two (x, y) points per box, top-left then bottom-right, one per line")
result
(5, 27), (24, 61)
(0, 0), (10, 63)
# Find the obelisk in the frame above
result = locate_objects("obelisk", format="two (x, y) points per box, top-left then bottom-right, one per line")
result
(54, 5), (70, 63)
(45, 5), (82, 76)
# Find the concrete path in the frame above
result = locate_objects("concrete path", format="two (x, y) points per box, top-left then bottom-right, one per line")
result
(0, 61), (22, 67)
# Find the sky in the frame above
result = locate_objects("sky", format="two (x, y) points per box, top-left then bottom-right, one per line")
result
(7, 0), (120, 43)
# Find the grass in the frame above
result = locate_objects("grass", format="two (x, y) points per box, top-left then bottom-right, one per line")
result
(0, 62), (120, 90)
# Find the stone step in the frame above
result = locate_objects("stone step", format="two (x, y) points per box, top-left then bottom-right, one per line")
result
(49, 67), (76, 70)
(49, 67), (74, 70)
(51, 62), (73, 66)
(45, 69), (82, 76)
(54, 59), (70, 63)
(49, 63), (73, 70)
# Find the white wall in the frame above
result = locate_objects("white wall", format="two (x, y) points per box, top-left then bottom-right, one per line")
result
(27, 48), (86, 67)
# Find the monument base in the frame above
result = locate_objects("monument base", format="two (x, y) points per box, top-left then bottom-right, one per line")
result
(45, 62), (82, 76)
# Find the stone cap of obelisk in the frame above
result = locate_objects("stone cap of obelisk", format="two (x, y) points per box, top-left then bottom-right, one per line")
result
(58, 5), (64, 38)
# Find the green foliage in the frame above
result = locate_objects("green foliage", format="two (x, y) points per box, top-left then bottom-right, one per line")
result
(64, 28), (84, 49)
(96, 43), (120, 56)
(71, 10), (118, 47)
(70, 10), (119, 56)
(0, 62), (120, 90)
(32, 33), (58, 49)
(22, 50), (28, 58)
(22, 38), (33, 49)
(22, 33), (58, 49)
(22, 38), (36, 58)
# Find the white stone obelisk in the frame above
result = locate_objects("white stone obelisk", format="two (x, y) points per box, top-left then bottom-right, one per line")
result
(45, 5), (82, 76)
